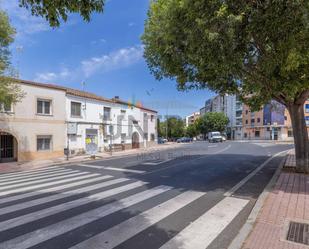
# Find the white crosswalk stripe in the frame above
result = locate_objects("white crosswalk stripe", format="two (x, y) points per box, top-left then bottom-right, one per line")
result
(0, 167), (250, 249)
(0, 166), (61, 179)
(71, 190), (205, 249)
(0, 171), (94, 197)
(0, 176), (124, 215)
(0, 170), (86, 191)
(0, 174), (111, 204)
(159, 197), (249, 249)
(0, 168), (76, 186)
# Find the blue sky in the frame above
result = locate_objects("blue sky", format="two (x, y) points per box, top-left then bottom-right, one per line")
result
(2, 0), (214, 118)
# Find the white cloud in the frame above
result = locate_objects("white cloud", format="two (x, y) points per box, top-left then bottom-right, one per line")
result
(34, 45), (144, 82)
(128, 22), (136, 27)
(1, 1), (50, 35)
(81, 45), (144, 77)
(34, 67), (72, 82)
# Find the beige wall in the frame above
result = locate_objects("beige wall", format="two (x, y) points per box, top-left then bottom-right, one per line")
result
(0, 83), (66, 161)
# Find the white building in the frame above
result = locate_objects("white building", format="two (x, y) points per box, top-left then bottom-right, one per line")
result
(185, 112), (200, 127)
(0, 79), (158, 163)
(66, 90), (158, 155)
(224, 95), (243, 140)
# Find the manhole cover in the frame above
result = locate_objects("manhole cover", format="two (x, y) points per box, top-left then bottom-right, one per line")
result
(287, 221), (309, 245)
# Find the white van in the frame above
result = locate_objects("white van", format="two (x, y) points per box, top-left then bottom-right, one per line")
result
(208, 131), (223, 143)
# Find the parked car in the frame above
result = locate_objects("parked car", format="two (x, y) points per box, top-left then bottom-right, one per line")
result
(208, 131), (223, 143)
(176, 137), (193, 143)
(158, 137), (165, 144)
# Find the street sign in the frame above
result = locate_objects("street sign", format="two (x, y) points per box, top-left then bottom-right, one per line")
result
(67, 123), (77, 135)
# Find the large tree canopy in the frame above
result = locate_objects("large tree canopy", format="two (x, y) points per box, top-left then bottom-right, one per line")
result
(142, 0), (309, 171)
(18, 0), (105, 27)
(196, 112), (229, 136)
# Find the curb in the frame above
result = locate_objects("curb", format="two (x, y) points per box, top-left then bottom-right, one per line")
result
(227, 152), (288, 249)
(0, 143), (182, 174)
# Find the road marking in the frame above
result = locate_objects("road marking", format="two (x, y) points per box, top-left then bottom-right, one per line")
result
(0, 176), (125, 215)
(76, 164), (145, 174)
(0, 181), (147, 232)
(142, 159), (172, 165)
(208, 145), (218, 148)
(0, 168), (76, 186)
(0, 171), (87, 191)
(2, 185), (171, 249)
(71, 190), (205, 249)
(0, 166), (64, 180)
(0, 174), (112, 205)
(159, 197), (249, 249)
(224, 149), (290, 197)
(0, 172), (98, 197)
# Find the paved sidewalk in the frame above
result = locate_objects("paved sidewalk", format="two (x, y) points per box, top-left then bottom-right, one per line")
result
(243, 151), (309, 249)
(0, 143), (180, 174)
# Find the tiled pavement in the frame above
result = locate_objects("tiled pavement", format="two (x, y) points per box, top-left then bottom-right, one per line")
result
(243, 151), (309, 249)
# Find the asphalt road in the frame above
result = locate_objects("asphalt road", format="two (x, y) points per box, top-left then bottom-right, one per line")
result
(0, 141), (293, 249)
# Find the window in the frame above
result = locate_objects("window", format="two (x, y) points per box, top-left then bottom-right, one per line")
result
(151, 133), (155, 141)
(133, 120), (138, 125)
(37, 136), (52, 151)
(288, 130), (293, 137)
(244, 133), (247, 138)
(37, 99), (51, 115)
(284, 116), (288, 121)
(0, 102), (12, 112)
(150, 115), (154, 122)
(255, 131), (260, 137)
(120, 110), (126, 114)
(144, 133), (148, 140)
(257, 118), (261, 123)
(121, 133), (126, 144)
(71, 102), (81, 117)
(245, 110), (248, 115)
(245, 120), (248, 124)
(103, 107), (111, 120)
(251, 119), (255, 123)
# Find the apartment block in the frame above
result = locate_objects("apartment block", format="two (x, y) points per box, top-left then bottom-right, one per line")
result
(185, 112), (200, 127)
(242, 100), (309, 140)
(0, 79), (157, 163)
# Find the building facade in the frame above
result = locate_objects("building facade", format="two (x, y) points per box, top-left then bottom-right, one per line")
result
(185, 112), (200, 127)
(0, 81), (66, 162)
(242, 100), (309, 140)
(0, 79), (157, 163)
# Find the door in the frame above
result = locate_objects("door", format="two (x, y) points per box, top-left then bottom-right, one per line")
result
(132, 132), (140, 149)
(0, 133), (17, 163)
(85, 129), (98, 155)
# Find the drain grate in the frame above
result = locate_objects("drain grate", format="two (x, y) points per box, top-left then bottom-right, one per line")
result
(287, 221), (309, 245)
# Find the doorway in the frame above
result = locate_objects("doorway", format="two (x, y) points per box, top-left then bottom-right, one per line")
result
(0, 132), (17, 163)
(132, 132), (140, 149)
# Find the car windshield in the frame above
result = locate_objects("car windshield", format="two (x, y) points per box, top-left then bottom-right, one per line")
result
(212, 132), (221, 136)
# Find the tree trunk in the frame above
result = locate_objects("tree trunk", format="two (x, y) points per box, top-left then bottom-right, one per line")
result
(287, 103), (309, 173)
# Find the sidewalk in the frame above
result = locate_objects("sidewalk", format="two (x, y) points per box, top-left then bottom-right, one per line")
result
(0, 143), (180, 174)
(243, 150), (309, 249)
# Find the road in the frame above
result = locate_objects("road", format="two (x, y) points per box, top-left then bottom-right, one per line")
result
(0, 141), (292, 249)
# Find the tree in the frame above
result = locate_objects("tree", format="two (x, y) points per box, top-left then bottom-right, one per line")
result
(142, 0), (309, 172)
(0, 11), (23, 105)
(185, 123), (198, 138)
(0, 1), (105, 105)
(18, 0), (105, 27)
(196, 112), (229, 138)
(159, 116), (185, 139)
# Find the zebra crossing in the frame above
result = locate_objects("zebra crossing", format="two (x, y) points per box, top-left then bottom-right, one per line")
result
(0, 166), (250, 249)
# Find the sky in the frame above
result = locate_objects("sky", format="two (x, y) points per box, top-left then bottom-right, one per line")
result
(1, 0), (215, 118)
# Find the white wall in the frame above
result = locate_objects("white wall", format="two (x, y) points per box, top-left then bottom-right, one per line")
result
(65, 95), (157, 154)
